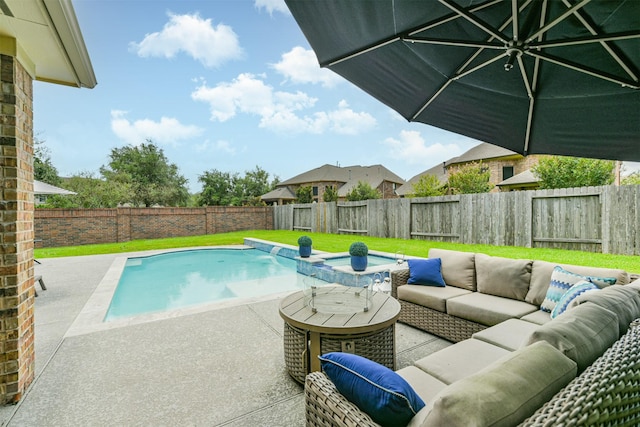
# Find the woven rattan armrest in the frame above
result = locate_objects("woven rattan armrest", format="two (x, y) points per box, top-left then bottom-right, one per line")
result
(520, 318), (640, 426)
(305, 371), (380, 427)
(391, 268), (410, 299)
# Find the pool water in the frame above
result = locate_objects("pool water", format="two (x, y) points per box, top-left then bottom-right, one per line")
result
(322, 255), (398, 268)
(105, 249), (316, 321)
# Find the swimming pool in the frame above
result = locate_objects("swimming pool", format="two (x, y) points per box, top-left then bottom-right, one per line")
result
(105, 248), (317, 321)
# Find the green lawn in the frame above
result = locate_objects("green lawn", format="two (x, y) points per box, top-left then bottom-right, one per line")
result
(34, 230), (639, 273)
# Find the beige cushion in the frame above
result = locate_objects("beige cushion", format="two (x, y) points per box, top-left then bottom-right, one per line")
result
(472, 319), (541, 351)
(414, 338), (510, 385)
(397, 366), (447, 406)
(397, 284), (471, 312)
(524, 302), (619, 373)
(421, 341), (577, 427)
(446, 293), (538, 326)
(427, 249), (476, 291)
(573, 284), (640, 335)
(526, 260), (629, 306)
(520, 309), (552, 325)
(475, 253), (532, 301)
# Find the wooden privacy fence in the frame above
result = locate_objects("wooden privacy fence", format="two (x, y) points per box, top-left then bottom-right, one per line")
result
(273, 185), (640, 256)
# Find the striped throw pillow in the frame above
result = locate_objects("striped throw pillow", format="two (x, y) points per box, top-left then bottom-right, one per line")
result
(541, 266), (615, 313)
(550, 280), (599, 319)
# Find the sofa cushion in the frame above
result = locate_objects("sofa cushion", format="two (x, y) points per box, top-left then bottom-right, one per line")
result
(475, 253), (532, 301)
(319, 352), (425, 427)
(421, 341), (577, 427)
(427, 249), (476, 291)
(396, 366), (448, 406)
(472, 319), (541, 351)
(519, 309), (552, 325)
(397, 285), (471, 312)
(526, 260), (628, 306)
(407, 258), (446, 287)
(446, 292), (538, 327)
(573, 284), (640, 335)
(541, 266), (617, 313)
(524, 302), (619, 373)
(413, 338), (510, 385)
(550, 280), (599, 319)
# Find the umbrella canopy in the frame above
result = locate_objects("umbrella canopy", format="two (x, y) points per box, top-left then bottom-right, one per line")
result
(285, 0), (640, 161)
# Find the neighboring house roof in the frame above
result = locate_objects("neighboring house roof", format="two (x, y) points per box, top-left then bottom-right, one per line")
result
(279, 164), (405, 187)
(396, 163), (447, 196)
(497, 169), (540, 187)
(0, 0), (96, 88)
(260, 186), (295, 201)
(34, 180), (76, 196)
(446, 142), (520, 166)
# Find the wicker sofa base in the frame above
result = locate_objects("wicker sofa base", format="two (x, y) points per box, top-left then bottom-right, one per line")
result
(304, 320), (640, 427)
(398, 299), (487, 342)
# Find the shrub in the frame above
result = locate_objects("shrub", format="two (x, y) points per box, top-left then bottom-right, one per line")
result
(298, 235), (312, 247)
(349, 241), (368, 257)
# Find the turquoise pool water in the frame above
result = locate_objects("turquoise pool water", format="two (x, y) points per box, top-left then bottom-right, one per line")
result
(322, 255), (398, 268)
(105, 249), (314, 321)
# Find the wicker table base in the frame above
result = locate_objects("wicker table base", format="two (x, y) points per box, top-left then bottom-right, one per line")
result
(280, 286), (400, 384)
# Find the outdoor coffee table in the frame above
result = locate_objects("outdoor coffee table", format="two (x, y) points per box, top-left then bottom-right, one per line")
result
(279, 285), (401, 384)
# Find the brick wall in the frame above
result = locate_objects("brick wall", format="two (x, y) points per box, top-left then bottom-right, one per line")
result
(34, 206), (274, 248)
(0, 53), (35, 403)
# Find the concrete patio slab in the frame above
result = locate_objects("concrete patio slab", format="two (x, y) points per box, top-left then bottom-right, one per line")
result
(1, 251), (450, 426)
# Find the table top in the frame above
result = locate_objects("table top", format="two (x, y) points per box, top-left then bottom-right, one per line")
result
(279, 285), (401, 334)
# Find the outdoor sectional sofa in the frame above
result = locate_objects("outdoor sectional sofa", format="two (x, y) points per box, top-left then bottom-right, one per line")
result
(304, 249), (640, 426)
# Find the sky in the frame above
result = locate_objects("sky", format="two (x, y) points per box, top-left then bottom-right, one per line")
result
(34, 0), (638, 193)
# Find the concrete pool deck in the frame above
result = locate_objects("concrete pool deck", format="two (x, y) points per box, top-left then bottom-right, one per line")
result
(0, 251), (451, 426)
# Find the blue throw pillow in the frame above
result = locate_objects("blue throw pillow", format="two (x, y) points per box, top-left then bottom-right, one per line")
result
(407, 258), (446, 287)
(551, 280), (599, 319)
(319, 352), (425, 427)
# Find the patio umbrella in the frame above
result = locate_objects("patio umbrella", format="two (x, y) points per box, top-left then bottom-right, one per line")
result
(285, 0), (640, 161)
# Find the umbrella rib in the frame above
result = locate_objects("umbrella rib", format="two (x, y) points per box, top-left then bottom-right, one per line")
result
(438, 0), (508, 44)
(408, 0), (502, 36)
(517, 55), (535, 155)
(526, 0), (591, 43)
(526, 51), (640, 89)
(404, 38), (502, 50)
(512, 0), (519, 42)
(559, 0), (638, 82)
(533, 32), (640, 49)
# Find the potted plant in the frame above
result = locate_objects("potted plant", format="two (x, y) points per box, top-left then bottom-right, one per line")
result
(298, 235), (313, 258)
(349, 241), (368, 271)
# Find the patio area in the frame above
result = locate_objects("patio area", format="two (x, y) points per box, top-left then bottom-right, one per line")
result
(0, 252), (450, 426)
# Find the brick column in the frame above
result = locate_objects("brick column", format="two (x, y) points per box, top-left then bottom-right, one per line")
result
(0, 52), (35, 403)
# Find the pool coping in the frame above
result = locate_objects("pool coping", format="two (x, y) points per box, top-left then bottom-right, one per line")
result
(65, 245), (299, 337)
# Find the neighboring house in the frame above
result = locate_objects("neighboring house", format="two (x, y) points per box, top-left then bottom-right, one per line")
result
(34, 180), (76, 205)
(400, 143), (542, 196)
(261, 164), (405, 204)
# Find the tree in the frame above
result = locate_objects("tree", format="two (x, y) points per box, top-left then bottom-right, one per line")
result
(532, 156), (615, 189)
(198, 170), (236, 206)
(409, 174), (446, 197)
(346, 181), (381, 201)
(198, 166), (279, 206)
(323, 185), (338, 202)
(38, 172), (133, 208)
(296, 185), (313, 203)
(447, 162), (493, 194)
(34, 136), (61, 186)
(100, 141), (189, 207)
(622, 172), (640, 186)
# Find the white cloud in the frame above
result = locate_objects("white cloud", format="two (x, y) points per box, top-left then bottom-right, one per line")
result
(271, 46), (342, 87)
(191, 74), (376, 135)
(196, 139), (237, 155)
(129, 12), (243, 68)
(254, 0), (290, 15)
(110, 110), (204, 146)
(384, 130), (463, 166)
